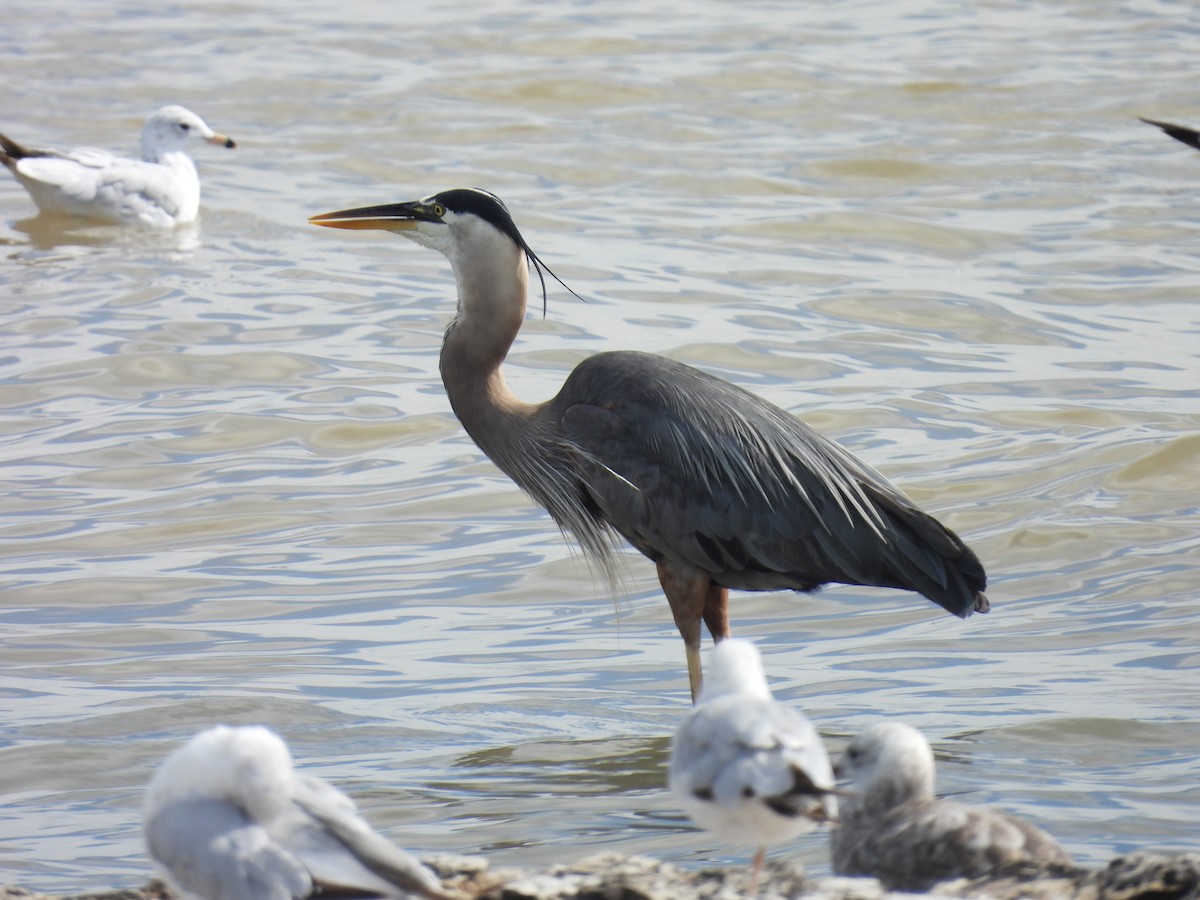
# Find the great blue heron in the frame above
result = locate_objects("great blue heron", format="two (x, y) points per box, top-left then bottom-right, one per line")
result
(831, 722), (1072, 891)
(0, 105), (236, 227)
(310, 188), (989, 700)
(1139, 117), (1200, 152)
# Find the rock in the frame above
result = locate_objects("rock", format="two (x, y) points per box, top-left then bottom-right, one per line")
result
(3, 851), (1198, 900)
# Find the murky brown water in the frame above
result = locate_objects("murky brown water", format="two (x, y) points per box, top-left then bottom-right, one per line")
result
(2, 0), (1198, 891)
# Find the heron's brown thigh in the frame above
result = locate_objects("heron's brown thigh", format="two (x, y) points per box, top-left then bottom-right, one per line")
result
(702, 583), (730, 642)
(656, 558), (710, 649)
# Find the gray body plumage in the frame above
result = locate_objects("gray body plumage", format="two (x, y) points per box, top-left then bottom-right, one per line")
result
(144, 725), (455, 900)
(146, 796), (312, 900)
(528, 349), (984, 608)
(831, 722), (1072, 892)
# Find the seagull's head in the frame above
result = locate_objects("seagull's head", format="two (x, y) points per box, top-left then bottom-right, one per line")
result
(697, 638), (773, 704)
(835, 721), (936, 810)
(142, 105), (236, 159)
(145, 725), (295, 822)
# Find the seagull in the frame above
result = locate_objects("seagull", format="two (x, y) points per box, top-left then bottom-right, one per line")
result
(831, 721), (1072, 892)
(668, 638), (836, 890)
(1139, 117), (1200, 152)
(144, 725), (463, 900)
(0, 105), (235, 227)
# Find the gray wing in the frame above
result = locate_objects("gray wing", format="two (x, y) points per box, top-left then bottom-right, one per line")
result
(671, 695), (833, 810)
(11, 152), (181, 224)
(146, 797), (312, 900)
(832, 798), (1073, 891)
(289, 775), (450, 899)
(555, 350), (985, 615)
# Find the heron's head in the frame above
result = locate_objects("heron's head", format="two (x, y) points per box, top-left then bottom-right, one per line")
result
(309, 187), (582, 315)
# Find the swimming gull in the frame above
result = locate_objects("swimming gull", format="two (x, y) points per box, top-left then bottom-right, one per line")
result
(0, 104), (235, 227)
(144, 724), (462, 900)
(831, 721), (1072, 892)
(669, 638), (835, 889)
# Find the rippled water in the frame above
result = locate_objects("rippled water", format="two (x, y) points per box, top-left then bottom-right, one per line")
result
(2, 0), (1198, 891)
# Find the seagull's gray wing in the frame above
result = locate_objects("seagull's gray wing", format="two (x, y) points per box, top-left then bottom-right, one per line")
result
(11, 154), (107, 203)
(13, 151), (183, 224)
(146, 797), (312, 900)
(833, 798), (1072, 891)
(289, 774), (452, 900)
(93, 159), (187, 224)
(673, 695), (833, 809)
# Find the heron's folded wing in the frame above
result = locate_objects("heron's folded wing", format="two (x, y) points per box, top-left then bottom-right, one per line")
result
(559, 350), (984, 612)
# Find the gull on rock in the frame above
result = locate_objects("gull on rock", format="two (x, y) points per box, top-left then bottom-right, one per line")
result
(669, 638), (835, 888)
(144, 725), (461, 900)
(831, 721), (1072, 892)
(0, 104), (235, 227)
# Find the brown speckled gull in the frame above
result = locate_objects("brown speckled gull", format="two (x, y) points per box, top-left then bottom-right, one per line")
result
(831, 721), (1072, 892)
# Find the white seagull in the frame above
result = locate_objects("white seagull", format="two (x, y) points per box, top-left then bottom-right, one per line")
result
(831, 721), (1073, 892)
(669, 638), (836, 889)
(0, 105), (235, 227)
(144, 725), (462, 900)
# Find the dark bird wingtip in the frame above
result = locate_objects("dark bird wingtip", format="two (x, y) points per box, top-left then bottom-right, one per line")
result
(973, 591), (990, 614)
(1138, 117), (1200, 151)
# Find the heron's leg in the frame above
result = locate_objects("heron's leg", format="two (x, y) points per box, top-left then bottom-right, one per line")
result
(656, 558), (709, 702)
(702, 583), (730, 643)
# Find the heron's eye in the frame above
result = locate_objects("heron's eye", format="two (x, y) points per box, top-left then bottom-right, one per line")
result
(432, 204), (446, 218)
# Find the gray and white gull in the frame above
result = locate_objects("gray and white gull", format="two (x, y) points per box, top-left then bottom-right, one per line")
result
(669, 638), (835, 888)
(144, 725), (461, 900)
(831, 721), (1072, 892)
(1, 104), (235, 227)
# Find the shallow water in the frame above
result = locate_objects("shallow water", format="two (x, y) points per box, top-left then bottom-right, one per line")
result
(2, 0), (1198, 891)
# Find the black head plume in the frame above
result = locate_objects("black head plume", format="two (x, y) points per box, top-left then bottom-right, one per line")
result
(433, 188), (586, 318)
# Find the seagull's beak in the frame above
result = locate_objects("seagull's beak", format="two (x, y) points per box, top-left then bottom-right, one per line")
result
(207, 133), (237, 149)
(308, 200), (440, 232)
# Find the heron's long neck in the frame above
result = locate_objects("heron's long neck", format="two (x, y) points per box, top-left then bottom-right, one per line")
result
(434, 232), (614, 570)
(438, 246), (538, 459)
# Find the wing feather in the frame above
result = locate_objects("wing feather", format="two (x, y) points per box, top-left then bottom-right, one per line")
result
(555, 350), (984, 612)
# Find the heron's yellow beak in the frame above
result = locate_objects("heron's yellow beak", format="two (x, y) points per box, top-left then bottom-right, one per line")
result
(309, 201), (436, 232)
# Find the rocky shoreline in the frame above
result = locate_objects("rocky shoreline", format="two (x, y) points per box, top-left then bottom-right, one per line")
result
(3, 849), (1199, 900)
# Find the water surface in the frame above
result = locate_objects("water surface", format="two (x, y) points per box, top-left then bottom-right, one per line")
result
(1, 0), (1198, 890)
